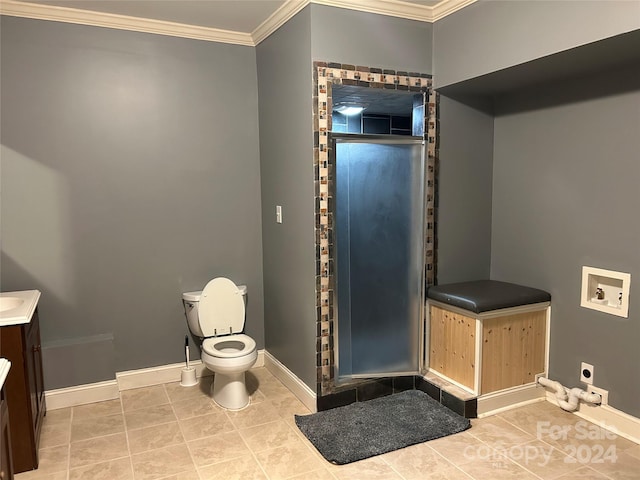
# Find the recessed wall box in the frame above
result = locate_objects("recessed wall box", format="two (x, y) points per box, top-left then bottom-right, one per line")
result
(581, 266), (631, 318)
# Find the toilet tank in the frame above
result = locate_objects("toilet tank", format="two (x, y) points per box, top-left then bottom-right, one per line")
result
(182, 285), (247, 338)
(182, 291), (204, 337)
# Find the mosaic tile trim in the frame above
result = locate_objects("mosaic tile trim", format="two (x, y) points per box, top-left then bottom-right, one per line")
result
(313, 61), (438, 397)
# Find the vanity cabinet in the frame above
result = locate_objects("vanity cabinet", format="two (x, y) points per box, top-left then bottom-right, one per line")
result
(1, 389), (14, 480)
(1, 309), (46, 473)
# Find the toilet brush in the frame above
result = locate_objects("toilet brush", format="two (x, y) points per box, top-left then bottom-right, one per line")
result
(180, 335), (197, 387)
(185, 335), (190, 369)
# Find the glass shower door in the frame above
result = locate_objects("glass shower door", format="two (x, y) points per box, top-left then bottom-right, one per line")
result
(334, 135), (425, 380)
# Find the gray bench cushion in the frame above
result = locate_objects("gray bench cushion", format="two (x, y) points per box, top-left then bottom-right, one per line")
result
(427, 280), (551, 314)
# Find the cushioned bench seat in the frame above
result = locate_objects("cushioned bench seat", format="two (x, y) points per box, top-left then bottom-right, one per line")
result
(427, 280), (551, 314)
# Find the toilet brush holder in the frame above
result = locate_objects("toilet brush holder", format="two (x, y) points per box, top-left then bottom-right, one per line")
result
(180, 367), (198, 387)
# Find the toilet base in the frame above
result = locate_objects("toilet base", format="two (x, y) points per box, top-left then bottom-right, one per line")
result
(212, 371), (250, 410)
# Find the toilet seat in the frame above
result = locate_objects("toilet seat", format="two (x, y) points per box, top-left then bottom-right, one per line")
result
(202, 334), (256, 358)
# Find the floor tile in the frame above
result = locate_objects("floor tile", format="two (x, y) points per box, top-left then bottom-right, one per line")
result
(68, 457), (134, 480)
(42, 407), (72, 426)
(39, 422), (71, 449)
(381, 441), (459, 479)
(554, 466), (611, 479)
(330, 456), (403, 480)
(14, 470), (68, 480)
(457, 453), (540, 480)
(270, 393), (311, 418)
(287, 468), (338, 479)
(130, 444), (195, 480)
(165, 380), (211, 404)
(70, 412), (125, 442)
(255, 440), (324, 480)
(124, 403), (176, 430)
(179, 411), (235, 441)
(239, 419), (300, 453)
(468, 415), (536, 448)
(17, 445), (69, 477)
(197, 454), (267, 480)
(68, 432), (129, 468)
(171, 395), (219, 420)
(21, 367), (639, 480)
(188, 431), (251, 467)
(504, 439), (579, 479)
(625, 443), (640, 460)
(154, 468), (199, 480)
(121, 385), (170, 412)
(225, 399), (281, 429)
(72, 399), (123, 419)
(427, 431), (487, 466)
(588, 450), (640, 479)
(127, 421), (185, 454)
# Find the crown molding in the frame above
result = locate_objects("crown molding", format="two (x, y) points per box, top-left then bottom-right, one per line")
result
(431, 0), (476, 21)
(252, 0), (309, 45)
(310, 0), (433, 22)
(0, 0), (476, 46)
(0, 0), (255, 46)
(308, 0), (476, 23)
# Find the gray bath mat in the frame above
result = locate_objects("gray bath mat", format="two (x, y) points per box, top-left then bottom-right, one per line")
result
(295, 389), (470, 465)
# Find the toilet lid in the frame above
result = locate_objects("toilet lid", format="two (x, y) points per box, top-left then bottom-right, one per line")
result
(198, 277), (245, 337)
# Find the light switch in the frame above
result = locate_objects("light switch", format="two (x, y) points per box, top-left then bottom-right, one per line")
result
(276, 205), (282, 224)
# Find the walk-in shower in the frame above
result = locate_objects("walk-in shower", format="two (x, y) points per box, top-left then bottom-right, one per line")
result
(331, 133), (426, 383)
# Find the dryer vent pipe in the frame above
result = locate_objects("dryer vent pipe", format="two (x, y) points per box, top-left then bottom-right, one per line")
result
(537, 376), (602, 412)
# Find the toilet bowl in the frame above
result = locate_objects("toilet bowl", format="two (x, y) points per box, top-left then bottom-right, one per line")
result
(182, 278), (257, 410)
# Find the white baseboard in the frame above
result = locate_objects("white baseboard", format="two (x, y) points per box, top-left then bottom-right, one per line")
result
(477, 383), (546, 417)
(45, 350), (265, 410)
(116, 360), (211, 391)
(545, 391), (640, 444)
(264, 351), (317, 413)
(45, 379), (120, 410)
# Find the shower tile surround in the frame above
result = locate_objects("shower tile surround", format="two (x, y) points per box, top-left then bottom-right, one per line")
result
(313, 62), (438, 398)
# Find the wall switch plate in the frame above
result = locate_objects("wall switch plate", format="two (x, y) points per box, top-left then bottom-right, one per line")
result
(580, 362), (594, 385)
(276, 205), (282, 224)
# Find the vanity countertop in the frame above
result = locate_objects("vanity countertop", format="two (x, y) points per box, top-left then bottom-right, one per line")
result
(0, 359), (10, 390)
(0, 290), (41, 326)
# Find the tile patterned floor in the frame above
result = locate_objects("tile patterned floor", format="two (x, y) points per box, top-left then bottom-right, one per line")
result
(16, 367), (640, 480)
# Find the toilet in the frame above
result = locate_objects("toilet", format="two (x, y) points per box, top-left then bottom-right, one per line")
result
(182, 277), (257, 410)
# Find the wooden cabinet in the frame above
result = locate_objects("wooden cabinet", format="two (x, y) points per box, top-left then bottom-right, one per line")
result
(429, 303), (548, 396)
(0, 309), (46, 474)
(1, 389), (14, 480)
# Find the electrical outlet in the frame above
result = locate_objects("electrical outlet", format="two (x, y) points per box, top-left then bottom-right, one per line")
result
(588, 385), (608, 405)
(580, 362), (594, 385)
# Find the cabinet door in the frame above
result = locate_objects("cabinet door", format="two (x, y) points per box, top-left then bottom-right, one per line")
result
(1, 396), (14, 480)
(25, 313), (45, 445)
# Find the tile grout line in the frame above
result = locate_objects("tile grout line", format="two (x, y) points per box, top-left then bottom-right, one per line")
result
(462, 429), (547, 480)
(65, 407), (73, 480)
(118, 389), (136, 480)
(164, 383), (203, 480)
(233, 402), (273, 480)
(422, 442), (475, 480)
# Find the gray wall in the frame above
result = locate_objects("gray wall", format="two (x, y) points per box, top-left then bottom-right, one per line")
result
(491, 66), (640, 416)
(257, 8), (317, 389)
(1, 17), (264, 389)
(433, 0), (640, 88)
(436, 95), (493, 284)
(432, 0), (640, 417)
(311, 4), (433, 73)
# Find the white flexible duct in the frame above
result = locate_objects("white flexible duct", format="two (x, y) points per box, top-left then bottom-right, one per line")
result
(537, 377), (602, 411)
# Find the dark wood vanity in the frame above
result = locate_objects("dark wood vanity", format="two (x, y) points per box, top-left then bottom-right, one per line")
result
(1, 308), (46, 474)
